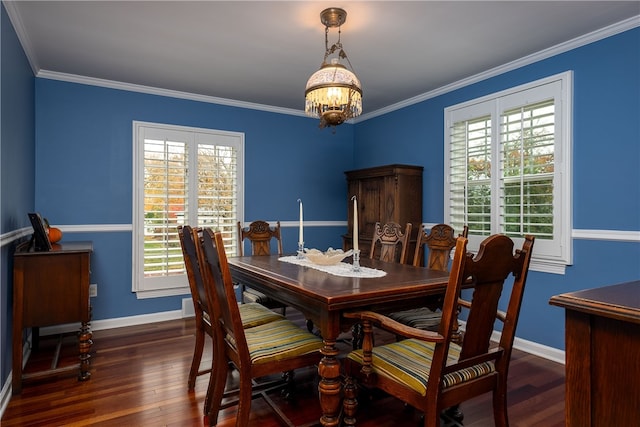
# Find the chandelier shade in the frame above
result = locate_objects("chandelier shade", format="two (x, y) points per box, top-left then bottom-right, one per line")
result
(304, 8), (362, 129)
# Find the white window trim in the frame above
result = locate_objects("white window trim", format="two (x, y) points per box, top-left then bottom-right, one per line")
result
(132, 121), (244, 298)
(444, 71), (573, 274)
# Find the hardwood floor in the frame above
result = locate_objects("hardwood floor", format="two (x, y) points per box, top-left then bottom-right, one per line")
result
(2, 310), (565, 426)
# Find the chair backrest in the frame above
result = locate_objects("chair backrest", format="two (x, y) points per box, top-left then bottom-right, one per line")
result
(177, 225), (210, 320)
(456, 234), (535, 368)
(237, 220), (283, 256)
(199, 228), (251, 362)
(412, 224), (469, 270)
(369, 222), (412, 264)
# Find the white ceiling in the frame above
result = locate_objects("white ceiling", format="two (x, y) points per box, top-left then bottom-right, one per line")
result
(5, 1), (640, 117)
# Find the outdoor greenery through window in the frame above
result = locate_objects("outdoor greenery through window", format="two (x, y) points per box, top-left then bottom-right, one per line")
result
(445, 72), (572, 272)
(133, 122), (244, 297)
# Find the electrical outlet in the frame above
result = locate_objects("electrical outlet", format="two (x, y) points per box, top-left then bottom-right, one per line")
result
(89, 283), (98, 297)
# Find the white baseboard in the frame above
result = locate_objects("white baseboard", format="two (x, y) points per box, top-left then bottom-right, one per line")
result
(40, 309), (183, 335)
(501, 333), (565, 365)
(182, 298), (195, 318)
(0, 373), (13, 422)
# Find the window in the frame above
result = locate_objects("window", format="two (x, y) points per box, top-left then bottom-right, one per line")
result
(133, 122), (244, 297)
(445, 72), (572, 273)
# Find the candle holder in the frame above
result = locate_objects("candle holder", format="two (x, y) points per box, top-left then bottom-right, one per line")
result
(352, 249), (361, 272)
(297, 242), (305, 259)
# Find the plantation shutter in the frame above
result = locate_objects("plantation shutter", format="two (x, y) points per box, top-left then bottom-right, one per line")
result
(499, 99), (555, 239)
(134, 122), (244, 296)
(445, 72), (572, 270)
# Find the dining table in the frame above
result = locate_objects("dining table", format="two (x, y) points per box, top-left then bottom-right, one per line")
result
(227, 253), (452, 427)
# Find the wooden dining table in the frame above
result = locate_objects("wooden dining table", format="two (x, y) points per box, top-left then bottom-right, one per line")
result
(227, 254), (451, 427)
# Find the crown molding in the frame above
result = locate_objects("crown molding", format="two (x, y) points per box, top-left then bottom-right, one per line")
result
(36, 70), (308, 118)
(355, 15), (640, 122)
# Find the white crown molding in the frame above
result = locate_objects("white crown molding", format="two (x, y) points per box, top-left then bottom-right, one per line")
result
(355, 15), (640, 122)
(2, 0), (39, 74)
(36, 70), (309, 118)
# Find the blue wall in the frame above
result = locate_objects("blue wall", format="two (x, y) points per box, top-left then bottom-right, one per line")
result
(1, 3), (35, 388)
(1, 8), (639, 392)
(34, 80), (354, 321)
(353, 28), (640, 348)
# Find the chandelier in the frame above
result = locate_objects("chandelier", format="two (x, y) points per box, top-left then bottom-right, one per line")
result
(305, 7), (363, 130)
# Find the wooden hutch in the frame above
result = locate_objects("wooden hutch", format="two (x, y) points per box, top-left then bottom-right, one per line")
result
(343, 164), (423, 258)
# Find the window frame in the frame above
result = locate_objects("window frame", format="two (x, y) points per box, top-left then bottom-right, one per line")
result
(132, 121), (244, 298)
(444, 71), (573, 274)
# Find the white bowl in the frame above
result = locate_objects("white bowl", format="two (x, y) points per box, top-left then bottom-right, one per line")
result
(305, 248), (353, 265)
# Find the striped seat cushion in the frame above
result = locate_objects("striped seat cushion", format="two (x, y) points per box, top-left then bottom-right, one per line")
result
(239, 302), (284, 328)
(388, 307), (442, 331)
(238, 319), (323, 365)
(347, 339), (495, 396)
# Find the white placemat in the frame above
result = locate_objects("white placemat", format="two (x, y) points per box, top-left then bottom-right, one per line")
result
(279, 256), (387, 278)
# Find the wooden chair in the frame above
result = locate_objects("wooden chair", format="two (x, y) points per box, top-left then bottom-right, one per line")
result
(388, 224), (469, 337)
(177, 225), (283, 392)
(369, 221), (412, 264)
(199, 228), (324, 426)
(237, 220), (288, 314)
(347, 221), (413, 350)
(343, 234), (535, 427)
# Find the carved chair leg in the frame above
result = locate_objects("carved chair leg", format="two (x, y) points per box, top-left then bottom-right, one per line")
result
(342, 376), (358, 427)
(280, 370), (296, 400)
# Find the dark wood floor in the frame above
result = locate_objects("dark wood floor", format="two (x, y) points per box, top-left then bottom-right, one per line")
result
(2, 310), (565, 426)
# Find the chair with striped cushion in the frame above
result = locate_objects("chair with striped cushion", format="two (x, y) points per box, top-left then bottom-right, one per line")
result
(388, 224), (468, 340)
(198, 228), (323, 426)
(177, 225), (283, 392)
(369, 221), (412, 264)
(343, 234), (535, 427)
(237, 220), (288, 314)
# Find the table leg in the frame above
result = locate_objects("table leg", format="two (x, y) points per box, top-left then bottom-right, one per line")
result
(78, 321), (92, 381)
(318, 337), (341, 427)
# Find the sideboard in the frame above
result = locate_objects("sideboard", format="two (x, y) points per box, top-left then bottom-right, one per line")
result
(549, 280), (640, 425)
(12, 240), (93, 394)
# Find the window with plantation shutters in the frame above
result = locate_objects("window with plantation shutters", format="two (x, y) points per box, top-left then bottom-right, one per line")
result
(133, 122), (244, 297)
(445, 72), (572, 273)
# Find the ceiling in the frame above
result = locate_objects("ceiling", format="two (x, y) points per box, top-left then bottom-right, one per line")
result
(5, 1), (640, 117)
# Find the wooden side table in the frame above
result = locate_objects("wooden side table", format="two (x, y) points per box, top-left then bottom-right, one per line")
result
(550, 280), (640, 426)
(12, 241), (93, 394)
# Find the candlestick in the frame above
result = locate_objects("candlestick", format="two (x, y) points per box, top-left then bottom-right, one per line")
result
(352, 249), (361, 272)
(298, 198), (303, 245)
(351, 195), (359, 252)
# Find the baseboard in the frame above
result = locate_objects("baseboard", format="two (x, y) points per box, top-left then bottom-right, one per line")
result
(40, 309), (183, 335)
(182, 298), (195, 318)
(459, 320), (566, 365)
(510, 335), (565, 365)
(0, 372), (13, 422)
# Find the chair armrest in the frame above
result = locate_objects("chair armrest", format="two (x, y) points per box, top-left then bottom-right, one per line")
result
(344, 310), (445, 343)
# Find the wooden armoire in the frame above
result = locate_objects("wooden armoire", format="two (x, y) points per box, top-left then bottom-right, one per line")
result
(343, 164), (423, 258)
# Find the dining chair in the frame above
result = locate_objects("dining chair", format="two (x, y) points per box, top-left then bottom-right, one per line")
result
(342, 234), (535, 427)
(177, 225), (284, 392)
(199, 228), (324, 426)
(368, 221), (412, 264)
(388, 224), (469, 339)
(352, 221), (413, 349)
(237, 220), (288, 315)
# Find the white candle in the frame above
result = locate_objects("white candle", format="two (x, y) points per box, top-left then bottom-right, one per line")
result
(352, 195), (359, 252)
(298, 199), (304, 245)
